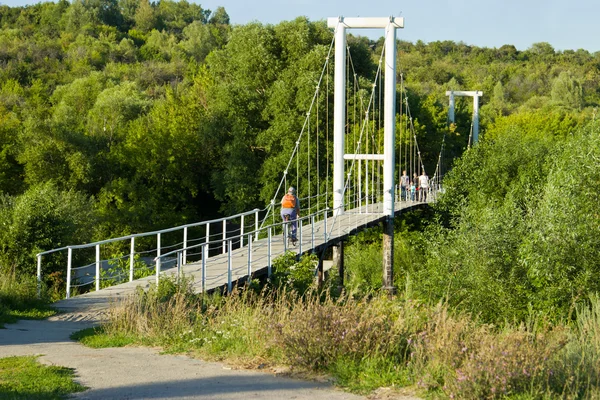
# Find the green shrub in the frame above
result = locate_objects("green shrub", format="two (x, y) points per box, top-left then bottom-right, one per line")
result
(270, 252), (317, 294)
(0, 182), (96, 281)
(99, 253), (153, 289)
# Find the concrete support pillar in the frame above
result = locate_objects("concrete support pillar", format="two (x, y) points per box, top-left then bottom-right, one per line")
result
(332, 22), (347, 216)
(317, 257), (324, 287)
(445, 90), (483, 143)
(382, 217), (396, 294)
(333, 241), (344, 289)
(382, 22), (397, 218)
(382, 22), (397, 294)
(473, 95), (480, 143)
(448, 91), (455, 123)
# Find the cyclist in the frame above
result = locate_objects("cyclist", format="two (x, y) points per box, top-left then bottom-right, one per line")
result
(281, 187), (300, 243)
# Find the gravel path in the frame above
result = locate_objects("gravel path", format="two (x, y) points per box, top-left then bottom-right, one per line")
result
(0, 313), (367, 400)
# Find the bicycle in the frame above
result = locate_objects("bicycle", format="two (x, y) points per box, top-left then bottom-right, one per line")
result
(282, 214), (298, 247)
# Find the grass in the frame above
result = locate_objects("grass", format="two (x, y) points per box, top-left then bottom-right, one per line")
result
(0, 356), (86, 399)
(0, 275), (77, 399)
(0, 275), (56, 328)
(70, 326), (137, 348)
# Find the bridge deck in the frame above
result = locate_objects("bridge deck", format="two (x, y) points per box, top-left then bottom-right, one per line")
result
(54, 201), (427, 318)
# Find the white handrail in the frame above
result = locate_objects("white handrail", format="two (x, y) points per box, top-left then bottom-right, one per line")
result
(47, 197), (433, 299)
(38, 208), (260, 255)
(153, 210), (326, 293)
(37, 208), (260, 298)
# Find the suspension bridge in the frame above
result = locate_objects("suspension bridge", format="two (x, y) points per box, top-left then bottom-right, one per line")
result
(35, 17), (480, 315)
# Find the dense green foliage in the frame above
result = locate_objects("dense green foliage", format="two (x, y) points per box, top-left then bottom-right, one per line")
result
(3, 3), (600, 398)
(1, 1), (600, 322)
(343, 112), (599, 323)
(417, 114), (599, 322)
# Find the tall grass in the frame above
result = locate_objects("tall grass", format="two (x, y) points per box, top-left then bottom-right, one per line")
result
(78, 276), (600, 398)
(0, 274), (55, 327)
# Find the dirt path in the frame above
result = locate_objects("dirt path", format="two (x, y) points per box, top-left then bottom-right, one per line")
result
(0, 313), (368, 400)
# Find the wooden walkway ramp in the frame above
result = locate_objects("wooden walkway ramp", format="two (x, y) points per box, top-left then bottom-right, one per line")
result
(54, 201), (428, 319)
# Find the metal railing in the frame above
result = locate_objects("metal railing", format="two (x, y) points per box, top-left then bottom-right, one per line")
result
(36, 189), (437, 299)
(36, 209), (261, 298)
(154, 207), (332, 294)
(154, 192), (437, 295)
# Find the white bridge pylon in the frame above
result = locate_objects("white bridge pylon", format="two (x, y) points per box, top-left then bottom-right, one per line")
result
(327, 17), (404, 218)
(446, 90), (483, 143)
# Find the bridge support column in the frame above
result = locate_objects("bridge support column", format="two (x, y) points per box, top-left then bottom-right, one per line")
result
(382, 20), (397, 295)
(382, 217), (396, 294)
(333, 241), (344, 290)
(472, 94), (480, 143)
(448, 91), (455, 123)
(317, 256), (324, 287)
(332, 20), (346, 217)
(327, 16), (404, 295)
(445, 90), (483, 144)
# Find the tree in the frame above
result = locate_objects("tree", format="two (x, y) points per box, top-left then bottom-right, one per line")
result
(156, 0), (209, 33)
(96, 78), (220, 233)
(487, 81), (509, 115)
(208, 6), (229, 25)
(179, 21), (217, 63)
(133, 0), (157, 33)
(0, 104), (24, 194)
(82, 0), (123, 27)
(86, 81), (150, 145)
(527, 42), (555, 62)
(0, 182), (96, 278)
(551, 70), (584, 110)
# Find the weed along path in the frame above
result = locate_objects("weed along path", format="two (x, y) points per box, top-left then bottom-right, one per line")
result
(0, 311), (373, 400)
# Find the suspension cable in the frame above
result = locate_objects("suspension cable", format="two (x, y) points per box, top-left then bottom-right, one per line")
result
(307, 110), (311, 213)
(316, 85), (320, 212)
(261, 31), (337, 229)
(327, 30), (387, 236)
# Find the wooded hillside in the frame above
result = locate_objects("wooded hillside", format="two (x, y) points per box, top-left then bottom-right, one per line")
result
(1, 0), (598, 285)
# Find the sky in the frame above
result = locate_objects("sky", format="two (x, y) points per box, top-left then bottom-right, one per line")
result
(2, 0), (599, 52)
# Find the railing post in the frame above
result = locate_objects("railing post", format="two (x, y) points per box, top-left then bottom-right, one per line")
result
(206, 223), (210, 253)
(157, 233), (161, 262)
(156, 257), (161, 285)
(255, 210), (259, 241)
(222, 220), (227, 254)
(227, 239), (232, 293)
(183, 226), (188, 265)
(247, 234), (252, 283)
(202, 244), (207, 293)
(96, 244), (101, 291)
(177, 251), (182, 283)
(299, 218), (303, 254)
(284, 222), (288, 253)
(66, 247), (72, 299)
(311, 215), (315, 249)
(129, 237), (135, 282)
(156, 233), (161, 284)
(241, 215), (245, 248)
(267, 227), (272, 277)
(36, 254), (42, 298)
(324, 209), (328, 242)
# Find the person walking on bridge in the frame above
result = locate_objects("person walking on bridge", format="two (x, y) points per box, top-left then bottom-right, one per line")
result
(400, 170), (409, 201)
(281, 187), (300, 243)
(418, 170), (429, 202)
